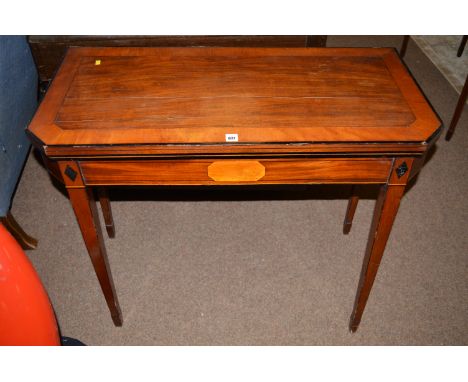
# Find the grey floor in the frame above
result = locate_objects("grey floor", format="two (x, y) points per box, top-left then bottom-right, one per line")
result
(12, 36), (468, 345)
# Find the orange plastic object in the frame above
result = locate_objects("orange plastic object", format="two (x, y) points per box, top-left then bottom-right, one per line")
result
(0, 224), (60, 345)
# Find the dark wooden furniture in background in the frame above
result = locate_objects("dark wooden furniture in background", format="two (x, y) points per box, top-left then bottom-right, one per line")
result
(27, 47), (440, 331)
(456, 35), (467, 57)
(400, 35), (410, 57)
(446, 74), (468, 141)
(28, 35), (327, 96)
(446, 35), (467, 141)
(0, 212), (38, 249)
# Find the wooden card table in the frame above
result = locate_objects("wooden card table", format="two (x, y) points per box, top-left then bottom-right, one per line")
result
(27, 47), (441, 331)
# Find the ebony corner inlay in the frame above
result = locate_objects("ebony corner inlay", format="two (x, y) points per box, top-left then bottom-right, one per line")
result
(64, 165), (77, 181)
(396, 162), (409, 178)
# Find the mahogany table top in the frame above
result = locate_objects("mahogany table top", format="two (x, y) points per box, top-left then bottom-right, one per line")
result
(28, 47), (440, 155)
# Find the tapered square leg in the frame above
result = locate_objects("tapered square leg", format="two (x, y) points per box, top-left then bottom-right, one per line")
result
(57, 161), (122, 326)
(67, 186), (122, 326)
(97, 188), (115, 238)
(343, 186), (359, 234)
(349, 158), (412, 332)
(349, 184), (405, 332)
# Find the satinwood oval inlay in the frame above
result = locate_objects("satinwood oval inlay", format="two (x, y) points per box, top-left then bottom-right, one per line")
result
(208, 161), (265, 182)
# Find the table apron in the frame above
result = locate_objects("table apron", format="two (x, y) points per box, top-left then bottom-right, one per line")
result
(77, 158), (394, 186)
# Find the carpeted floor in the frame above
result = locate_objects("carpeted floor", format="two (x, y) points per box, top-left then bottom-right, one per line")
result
(11, 36), (468, 345)
(412, 35), (467, 94)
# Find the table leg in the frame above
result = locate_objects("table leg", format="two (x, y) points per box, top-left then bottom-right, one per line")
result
(349, 183), (406, 332)
(445, 74), (468, 141)
(67, 186), (122, 326)
(343, 186), (359, 234)
(97, 188), (115, 238)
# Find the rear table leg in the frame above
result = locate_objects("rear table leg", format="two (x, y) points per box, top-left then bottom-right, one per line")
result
(98, 188), (115, 238)
(343, 186), (359, 234)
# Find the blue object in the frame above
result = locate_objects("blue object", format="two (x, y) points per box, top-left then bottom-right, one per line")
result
(0, 36), (38, 216)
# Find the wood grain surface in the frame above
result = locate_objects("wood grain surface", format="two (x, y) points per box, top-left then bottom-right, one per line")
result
(28, 35), (327, 83)
(28, 47), (441, 151)
(78, 158), (392, 185)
